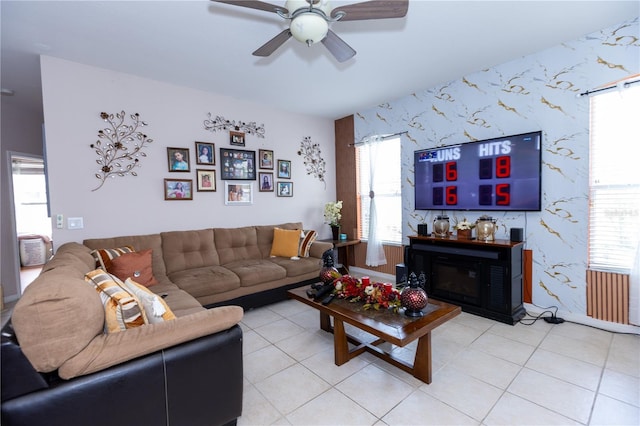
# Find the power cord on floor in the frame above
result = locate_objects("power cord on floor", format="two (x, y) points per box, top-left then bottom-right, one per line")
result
(519, 304), (564, 326)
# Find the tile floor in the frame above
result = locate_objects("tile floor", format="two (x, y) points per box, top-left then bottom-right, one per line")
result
(238, 299), (639, 426)
(3, 269), (638, 425)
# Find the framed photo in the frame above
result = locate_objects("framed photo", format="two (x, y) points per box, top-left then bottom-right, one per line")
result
(230, 131), (245, 146)
(220, 148), (256, 180)
(196, 169), (216, 192)
(225, 182), (253, 205)
(277, 159), (291, 179)
(195, 142), (215, 165)
(167, 147), (190, 172)
(259, 149), (274, 169)
(164, 179), (193, 200)
(276, 181), (293, 197)
(258, 172), (274, 192)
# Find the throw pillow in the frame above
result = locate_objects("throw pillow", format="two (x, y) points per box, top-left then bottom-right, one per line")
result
(299, 230), (318, 257)
(270, 228), (301, 258)
(108, 249), (158, 287)
(85, 269), (147, 333)
(123, 278), (176, 324)
(90, 245), (135, 270)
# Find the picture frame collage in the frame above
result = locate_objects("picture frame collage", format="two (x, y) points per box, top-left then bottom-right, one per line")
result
(165, 141), (216, 200)
(164, 130), (293, 202)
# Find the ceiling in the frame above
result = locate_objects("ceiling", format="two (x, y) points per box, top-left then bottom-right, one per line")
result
(1, 1), (638, 120)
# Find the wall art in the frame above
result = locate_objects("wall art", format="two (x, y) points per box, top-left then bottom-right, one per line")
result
(90, 110), (153, 191)
(297, 136), (326, 188)
(167, 147), (190, 172)
(259, 172), (274, 192)
(220, 148), (256, 180)
(203, 113), (265, 138)
(225, 182), (253, 205)
(195, 141), (215, 165)
(230, 131), (245, 146)
(259, 149), (274, 169)
(277, 181), (293, 197)
(164, 179), (193, 200)
(277, 159), (291, 179)
(196, 169), (216, 192)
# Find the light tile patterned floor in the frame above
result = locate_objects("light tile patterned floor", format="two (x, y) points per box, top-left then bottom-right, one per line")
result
(239, 299), (639, 426)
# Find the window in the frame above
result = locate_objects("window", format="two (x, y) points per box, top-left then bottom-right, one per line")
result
(588, 82), (640, 273)
(357, 137), (402, 244)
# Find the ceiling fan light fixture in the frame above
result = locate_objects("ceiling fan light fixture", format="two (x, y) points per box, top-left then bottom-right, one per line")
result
(290, 13), (328, 45)
(214, 0), (409, 60)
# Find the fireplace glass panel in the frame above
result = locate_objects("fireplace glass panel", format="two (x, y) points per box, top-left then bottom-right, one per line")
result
(431, 257), (482, 306)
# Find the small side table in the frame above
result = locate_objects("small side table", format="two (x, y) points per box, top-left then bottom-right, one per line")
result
(319, 239), (361, 275)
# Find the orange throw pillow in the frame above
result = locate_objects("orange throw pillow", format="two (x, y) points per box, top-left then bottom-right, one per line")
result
(270, 228), (301, 258)
(108, 249), (158, 287)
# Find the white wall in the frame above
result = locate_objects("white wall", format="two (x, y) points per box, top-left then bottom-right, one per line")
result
(1, 97), (45, 301)
(40, 56), (336, 246)
(353, 18), (639, 322)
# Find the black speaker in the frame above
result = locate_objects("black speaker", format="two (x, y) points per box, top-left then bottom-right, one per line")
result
(510, 228), (524, 242)
(418, 224), (428, 236)
(396, 264), (407, 284)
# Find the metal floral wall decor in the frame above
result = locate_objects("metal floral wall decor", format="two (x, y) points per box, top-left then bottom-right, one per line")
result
(203, 113), (265, 138)
(90, 111), (153, 191)
(297, 136), (326, 188)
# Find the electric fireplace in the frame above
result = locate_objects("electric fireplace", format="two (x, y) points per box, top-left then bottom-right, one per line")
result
(408, 236), (525, 325)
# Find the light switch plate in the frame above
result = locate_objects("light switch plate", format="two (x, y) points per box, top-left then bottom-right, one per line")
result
(67, 217), (84, 230)
(56, 214), (64, 229)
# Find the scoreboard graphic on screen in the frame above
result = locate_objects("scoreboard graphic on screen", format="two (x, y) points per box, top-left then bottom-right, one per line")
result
(414, 131), (542, 211)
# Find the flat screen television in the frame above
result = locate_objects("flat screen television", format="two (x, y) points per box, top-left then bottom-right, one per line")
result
(414, 131), (542, 211)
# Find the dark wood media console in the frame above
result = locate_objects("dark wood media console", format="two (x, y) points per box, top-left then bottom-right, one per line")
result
(408, 235), (525, 325)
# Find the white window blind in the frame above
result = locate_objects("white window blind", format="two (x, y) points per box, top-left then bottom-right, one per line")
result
(588, 83), (640, 273)
(357, 137), (402, 244)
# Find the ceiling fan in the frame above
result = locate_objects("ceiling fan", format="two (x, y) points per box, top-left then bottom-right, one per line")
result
(212, 0), (409, 62)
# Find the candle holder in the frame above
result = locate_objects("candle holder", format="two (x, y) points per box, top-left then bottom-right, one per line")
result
(400, 272), (428, 317)
(319, 249), (340, 284)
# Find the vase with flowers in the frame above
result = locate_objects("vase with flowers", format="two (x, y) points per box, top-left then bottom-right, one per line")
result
(324, 200), (343, 240)
(454, 218), (475, 239)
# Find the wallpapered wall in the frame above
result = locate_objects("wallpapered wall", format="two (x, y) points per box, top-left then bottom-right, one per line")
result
(353, 18), (639, 318)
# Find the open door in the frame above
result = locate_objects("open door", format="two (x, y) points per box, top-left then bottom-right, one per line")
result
(11, 154), (51, 292)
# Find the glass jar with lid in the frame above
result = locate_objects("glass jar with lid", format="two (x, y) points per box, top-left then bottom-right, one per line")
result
(433, 215), (450, 238)
(476, 215), (497, 241)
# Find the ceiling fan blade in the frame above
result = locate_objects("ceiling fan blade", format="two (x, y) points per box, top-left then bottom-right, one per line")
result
(212, 0), (288, 15)
(321, 30), (356, 63)
(331, 0), (408, 21)
(253, 29), (292, 57)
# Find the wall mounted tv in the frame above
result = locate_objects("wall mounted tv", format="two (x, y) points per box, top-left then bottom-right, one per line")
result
(414, 131), (542, 211)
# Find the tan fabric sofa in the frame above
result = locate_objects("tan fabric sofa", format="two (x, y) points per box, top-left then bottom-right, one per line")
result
(12, 221), (330, 378)
(84, 222), (332, 308)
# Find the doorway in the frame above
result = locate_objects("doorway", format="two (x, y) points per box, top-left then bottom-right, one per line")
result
(11, 154), (51, 292)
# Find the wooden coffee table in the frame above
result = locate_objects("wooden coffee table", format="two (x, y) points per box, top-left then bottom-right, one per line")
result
(288, 285), (461, 384)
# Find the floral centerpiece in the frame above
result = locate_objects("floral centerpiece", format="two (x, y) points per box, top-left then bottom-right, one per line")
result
(333, 275), (402, 312)
(454, 218), (475, 239)
(324, 200), (343, 239)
